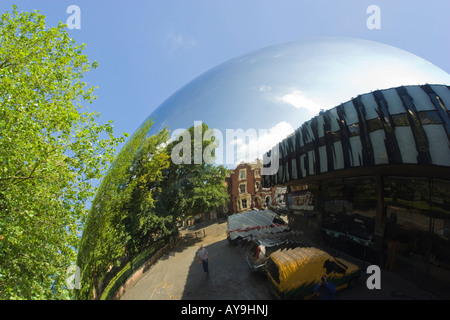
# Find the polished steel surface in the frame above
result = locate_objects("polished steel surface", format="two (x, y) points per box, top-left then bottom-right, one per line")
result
(142, 38), (450, 145)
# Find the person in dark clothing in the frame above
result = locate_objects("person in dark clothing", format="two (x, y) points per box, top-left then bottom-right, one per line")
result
(313, 275), (336, 300)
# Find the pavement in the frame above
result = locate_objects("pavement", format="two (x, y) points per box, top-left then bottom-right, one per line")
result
(119, 221), (440, 300)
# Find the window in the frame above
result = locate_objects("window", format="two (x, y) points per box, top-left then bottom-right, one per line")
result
(239, 183), (246, 194)
(239, 169), (246, 180)
(242, 199), (248, 209)
(321, 177), (377, 262)
(384, 177), (433, 271)
(255, 181), (260, 191)
(254, 169), (260, 178)
(380, 176), (450, 294)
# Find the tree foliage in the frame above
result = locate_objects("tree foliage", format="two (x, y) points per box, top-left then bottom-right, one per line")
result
(156, 123), (229, 222)
(0, 6), (230, 301)
(0, 6), (125, 299)
(76, 121), (170, 300)
(76, 122), (229, 300)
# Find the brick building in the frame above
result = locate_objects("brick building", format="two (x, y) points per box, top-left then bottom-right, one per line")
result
(225, 160), (285, 213)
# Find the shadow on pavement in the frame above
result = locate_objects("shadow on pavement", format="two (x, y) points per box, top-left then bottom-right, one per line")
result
(181, 239), (272, 300)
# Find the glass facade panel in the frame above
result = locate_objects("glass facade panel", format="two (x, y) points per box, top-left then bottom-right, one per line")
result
(391, 113), (410, 127)
(430, 179), (450, 280)
(347, 123), (360, 137)
(384, 177), (431, 267)
(319, 145), (327, 173)
(299, 154), (306, 177)
(406, 86), (436, 111)
(349, 136), (363, 167)
(308, 150), (315, 175)
(343, 101), (359, 125)
(383, 88), (405, 115)
(369, 130), (388, 165)
(321, 177), (377, 262)
(394, 126), (418, 163)
(287, 175), (450, 296)
(430, 85), (450, 111)
(419, 111), (443, 125)
(423, 124), (450, 166)
(304, 123), (314, 143)
(361, 93), (379, 120)
(297, 129), (304, 147)
(333, 141), (344, 170)
(291, 158), (298, 180)
(277, 163), (284, 182)
(317, 115), (325, 138)
(384, 177), (450, 294)
(328, 108), (341, 132)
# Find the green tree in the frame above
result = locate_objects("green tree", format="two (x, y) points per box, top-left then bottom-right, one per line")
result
(156, 123), (229, 223)
(0, 6), (125, 299)
(76, 120), (170, 300)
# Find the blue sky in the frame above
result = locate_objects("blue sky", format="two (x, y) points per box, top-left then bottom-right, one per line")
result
(2, 0), (450, 150)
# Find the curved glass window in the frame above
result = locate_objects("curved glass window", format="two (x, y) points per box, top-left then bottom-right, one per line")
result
(319, 146), (328, 173)
(321, 177), (377, 262)
(430, 85), (450, 111)
(332, 141), (345, 170)
(383, 88), (405, 115)
(328, 108), (341, 133)
(423, 124), (450, 166)
(317, 115), (325, 138)
(349, 136), (363, 167)
(361, 93), (380, 120)
(406, 86), (436, 111)
(343, 101), (359, 125)
(394, 126), (418, 163)
(369, 130), (388, 165)
(384, 177), (450, 292)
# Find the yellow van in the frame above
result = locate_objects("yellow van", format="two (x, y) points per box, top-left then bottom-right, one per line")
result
(266, 247), (360, 299)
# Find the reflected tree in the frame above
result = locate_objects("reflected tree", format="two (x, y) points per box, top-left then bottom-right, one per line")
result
(155, 123), (229, 225)
(76, 120), (169, 299)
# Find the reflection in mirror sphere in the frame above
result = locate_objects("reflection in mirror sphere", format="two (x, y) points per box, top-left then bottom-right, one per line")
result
(141, 37), (450, 167)
(77, 38), (450, 299)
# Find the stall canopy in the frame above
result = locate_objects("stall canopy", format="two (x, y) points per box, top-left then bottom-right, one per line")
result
(227, 209), (288, 241)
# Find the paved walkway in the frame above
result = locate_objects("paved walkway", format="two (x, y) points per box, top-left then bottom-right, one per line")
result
(120, 222), (273, 300)
(120, 221), (439, 300)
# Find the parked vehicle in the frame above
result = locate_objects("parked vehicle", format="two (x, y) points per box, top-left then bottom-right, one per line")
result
(245, 231), (308, 272)
(266, 247), (360, 299)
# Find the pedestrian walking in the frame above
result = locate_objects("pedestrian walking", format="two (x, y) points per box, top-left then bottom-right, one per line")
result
(313, 275), (336, 300)
(197, 244), (209, 275)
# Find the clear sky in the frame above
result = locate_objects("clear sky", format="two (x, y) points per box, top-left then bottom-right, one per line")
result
(2, 0), (450, 150)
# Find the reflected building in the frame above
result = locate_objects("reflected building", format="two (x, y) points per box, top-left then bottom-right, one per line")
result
(225, 160), (285, 213)
(262, 84), (450, 298)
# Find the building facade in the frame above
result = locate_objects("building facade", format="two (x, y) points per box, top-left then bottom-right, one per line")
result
(262, 84), (450, 298)
(226, 160), (284, 214)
